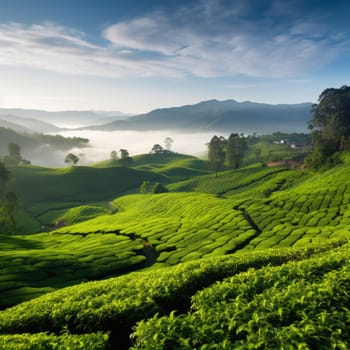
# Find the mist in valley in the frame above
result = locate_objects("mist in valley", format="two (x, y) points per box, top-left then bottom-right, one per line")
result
(28, 129), (228, 167)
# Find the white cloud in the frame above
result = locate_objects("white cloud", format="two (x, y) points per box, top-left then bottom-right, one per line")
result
(0, 1), (348, 79)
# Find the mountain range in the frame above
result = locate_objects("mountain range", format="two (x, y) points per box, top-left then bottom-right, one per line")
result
(0, 108), (131, 129)
(0, 99), (313, 134)
(85, 99), (313, 133)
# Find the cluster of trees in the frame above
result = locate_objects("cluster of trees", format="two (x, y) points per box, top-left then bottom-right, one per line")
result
(307, 85), (350, 170)
(140, 181), (168, 194)
(208, 133), (247, 176)
(151, 137), (174, 155)
(110, 149), (133, 166)
(0, 162), (18, 233)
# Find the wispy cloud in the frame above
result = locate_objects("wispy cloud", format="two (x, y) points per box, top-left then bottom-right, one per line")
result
(0, 0), (348, 79)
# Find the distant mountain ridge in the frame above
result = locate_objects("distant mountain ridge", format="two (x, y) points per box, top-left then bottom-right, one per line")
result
(0, 114), (62, 133)
(0, 108), (132, 129)
(85, 99), (313, 133)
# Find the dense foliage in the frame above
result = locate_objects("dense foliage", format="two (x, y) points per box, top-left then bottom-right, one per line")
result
(307, 85), (350, 169)
(0, 242), (344, 348)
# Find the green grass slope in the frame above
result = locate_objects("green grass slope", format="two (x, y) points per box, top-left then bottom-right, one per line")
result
(0, 232), (147, 308)
(54, 192), (256, 265)
(52, 162), (350, 264)
(0, 241), (347, 349)
(2, 159), (350, 348)
(93, 152), (211, 181)
(5, 165), (168, 233)
(168, 164), (301, 195)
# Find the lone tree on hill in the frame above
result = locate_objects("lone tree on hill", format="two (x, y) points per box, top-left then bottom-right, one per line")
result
(226, 133), (247, 169)
(119, 149), (133, 166)
(110, 150), (118, 163)
(65, 153), (79, 166)
(208, 135), (226, 177)
(307, 85), (350, 169)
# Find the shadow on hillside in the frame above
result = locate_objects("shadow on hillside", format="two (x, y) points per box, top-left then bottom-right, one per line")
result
(0, 235), (43, 250)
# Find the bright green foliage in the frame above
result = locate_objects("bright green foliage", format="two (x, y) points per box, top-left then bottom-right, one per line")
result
(38, 205), (109, 227)
(168, 165), (293, 195)
(0, 232), (145, 308)
(131, 153), (210, 180)
(239, 163), (350, 250)
(0, 332), (109, 349)
(0, 243), (339, 345)
(131, 243), (350, 349)
(0, 244), (348, 349)
(6, 165), (167, 232)
(54, 192), (255, 265)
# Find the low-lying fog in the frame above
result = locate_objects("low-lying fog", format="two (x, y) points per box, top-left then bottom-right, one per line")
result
(32, 130), (230, 167)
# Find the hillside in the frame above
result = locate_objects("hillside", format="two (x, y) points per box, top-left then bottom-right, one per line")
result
(2, 155), (350, 348)
(93, 153), (211, 180)
(88, 99), (312, 133)
(0, 114), (62, 133)
(0, 241), (348, 348)
(5, 164), (169, 233)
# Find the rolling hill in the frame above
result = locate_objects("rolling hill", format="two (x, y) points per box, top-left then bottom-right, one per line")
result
(1, 152), (350, 348)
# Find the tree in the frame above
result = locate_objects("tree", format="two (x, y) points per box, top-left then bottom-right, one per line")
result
(110, 150), (118, 164)
(2, 192), (19, 233)
(151, 144), (164, 154)
(208, 135), (226, 177)
(140, 181), (153, 194)
(119, 149), (132, 166)
(140, 181), (168, 194)
(153, 183), (168, 193)
(65, 153), (79, 166)
(307, 85), (350, 169)
(164, 137), (173, 152)
(226, 133), (247, 169)
(4, 143), (22, 165)
(0, 161), (11, 204)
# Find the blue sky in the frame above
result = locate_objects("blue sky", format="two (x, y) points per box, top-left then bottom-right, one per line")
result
(0, 0), (349, 113)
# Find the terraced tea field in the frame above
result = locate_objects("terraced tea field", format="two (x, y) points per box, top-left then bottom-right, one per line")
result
(0, 233), (146, 308)
(3, 157), (350, 349)
(0, 241), (347, 349)
(5, 164), (168, 234)
(54, 163), (350, 266)
(54, 193), (256, 266)
(239, 164), (350, 250)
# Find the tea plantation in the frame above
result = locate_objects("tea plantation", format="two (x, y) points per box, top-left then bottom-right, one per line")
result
(2, 156), (350, 348)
